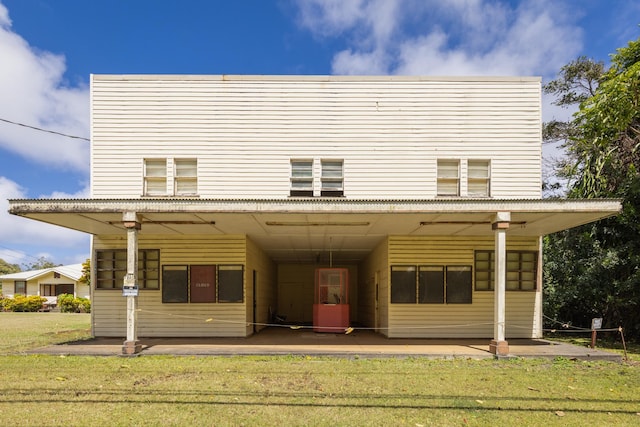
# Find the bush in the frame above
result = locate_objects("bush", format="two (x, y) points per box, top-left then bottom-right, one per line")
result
(0, 295), (46, 312)
(57, 294), (91, 313)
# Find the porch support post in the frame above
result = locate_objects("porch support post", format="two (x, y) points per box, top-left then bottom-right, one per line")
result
(490, 211), (510, 356)
(122, 212), (142, 355)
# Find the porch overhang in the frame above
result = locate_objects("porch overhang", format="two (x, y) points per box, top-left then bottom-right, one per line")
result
(8, 198), (621, 263)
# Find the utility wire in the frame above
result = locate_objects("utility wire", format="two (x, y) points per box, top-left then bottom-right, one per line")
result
(0, 117), (89, 142)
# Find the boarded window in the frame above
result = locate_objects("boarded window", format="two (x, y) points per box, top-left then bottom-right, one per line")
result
(174, 158), (198, 195)
(144, 159), (167, 196)
(162, 265), (189, 303)
(437, 160), (460, 196)
(218, 265), (244, 303)
(390, 266), (416, 303)
(190, 265), (216, 303)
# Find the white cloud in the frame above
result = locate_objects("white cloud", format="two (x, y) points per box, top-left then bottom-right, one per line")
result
(296, 0), (582, 77)
(0, 2), (89, 173)
(0, 176), (88, 253)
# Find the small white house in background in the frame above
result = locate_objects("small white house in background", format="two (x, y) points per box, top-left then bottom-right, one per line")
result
(0, 264), (89, 307)
(8, 75), (620, 355)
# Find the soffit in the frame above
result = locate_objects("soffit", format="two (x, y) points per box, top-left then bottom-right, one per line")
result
(8, 198), (621, 263)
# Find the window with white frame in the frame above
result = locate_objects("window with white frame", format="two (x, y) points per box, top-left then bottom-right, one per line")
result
(468, 160), (490, 197)
(144, 159), (167, 196)
(437, 160), (460, 196)
(174, 158), (198, 195)
(290, 160), (313, 196)
(321, 160), (344, 196)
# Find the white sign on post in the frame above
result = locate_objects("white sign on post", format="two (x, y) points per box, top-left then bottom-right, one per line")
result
(123, 273), (138, 297)
(591, 317), (603, 330)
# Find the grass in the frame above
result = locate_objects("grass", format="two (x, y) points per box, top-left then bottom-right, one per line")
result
(0, 312), (92, 354)
(0, 313), (638, 426)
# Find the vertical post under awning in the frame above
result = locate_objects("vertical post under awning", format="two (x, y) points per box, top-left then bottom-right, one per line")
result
(122, 212), (142, 355)
(490, 211), (510, 356)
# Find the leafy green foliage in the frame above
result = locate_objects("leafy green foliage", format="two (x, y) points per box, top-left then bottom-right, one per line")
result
(544, 37), (640, 340)
(79, 259), (90, 287)
(0, 258), (20, 275)
(0, 295), (46, 312)
(21, 256), (59, 271)
(57, 294), (91, 313)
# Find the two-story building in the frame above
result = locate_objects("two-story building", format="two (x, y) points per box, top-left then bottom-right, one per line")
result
(9, 75), (620, 355)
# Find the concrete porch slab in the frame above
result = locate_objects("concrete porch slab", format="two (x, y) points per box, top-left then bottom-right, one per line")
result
(26, 327), (622, 361)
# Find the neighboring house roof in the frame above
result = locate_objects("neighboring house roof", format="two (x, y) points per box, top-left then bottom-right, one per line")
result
(0, 264), (83, 282)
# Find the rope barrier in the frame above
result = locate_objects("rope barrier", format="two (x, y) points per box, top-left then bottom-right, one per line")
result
(135, 308), (629, 360)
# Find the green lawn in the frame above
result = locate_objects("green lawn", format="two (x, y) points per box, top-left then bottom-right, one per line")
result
(0, 312), (638, 426)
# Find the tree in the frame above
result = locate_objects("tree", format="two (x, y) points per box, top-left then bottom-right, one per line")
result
(0, 258), (21, 275)
(79, 258), (91, 287)
(22, 256), (59, 271)
(543, 37), (640, 340)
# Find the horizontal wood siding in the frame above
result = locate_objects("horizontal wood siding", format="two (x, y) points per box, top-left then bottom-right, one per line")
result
(92, 234), (247, 337)
(359, 238), (389, 336)
(246, 238), (277, 334)
(91, 75), (541, 199)
(387, 235), (539, 338)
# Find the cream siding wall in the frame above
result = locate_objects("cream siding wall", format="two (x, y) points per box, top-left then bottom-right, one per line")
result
(359, 238), (389, 335)
(245, 238), (277, 334)
(387, 236), (540, 338)
(92, 234), (247, 337)
(91, 75), (541, 200)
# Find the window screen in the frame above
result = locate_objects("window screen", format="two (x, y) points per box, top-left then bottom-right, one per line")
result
(218, 265), (244, 303)
(445, 266), (472, 303)
(419, 266), (444, 303)
(162, 265), (189, 303)
(391, 266), (416, 303)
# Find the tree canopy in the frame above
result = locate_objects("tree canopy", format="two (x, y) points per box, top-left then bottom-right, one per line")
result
(543, 37), (640, 340)
(0, 258), (21, 275)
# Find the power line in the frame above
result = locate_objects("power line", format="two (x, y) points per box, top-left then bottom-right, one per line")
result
(0, 117), (89, 142)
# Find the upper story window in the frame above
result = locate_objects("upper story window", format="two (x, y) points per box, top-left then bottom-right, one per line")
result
(144, 159), (167, 196)
(468, 160), (490, 197)
(321, 160), (344, 197)
(290, 160), (313, 197)
(437, 160), (460, 196)
(174, 159), (198, 195)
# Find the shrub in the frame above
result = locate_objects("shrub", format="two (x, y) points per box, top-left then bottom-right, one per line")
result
(1, 295), (46, 312)
(57, 294), (91, 313)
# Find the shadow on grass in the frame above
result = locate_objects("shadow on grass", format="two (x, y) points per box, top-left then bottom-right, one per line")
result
(1, 388), (638, 414)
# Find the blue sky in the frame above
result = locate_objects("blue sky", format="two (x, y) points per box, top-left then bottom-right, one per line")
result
(0, 0), (638, 268)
